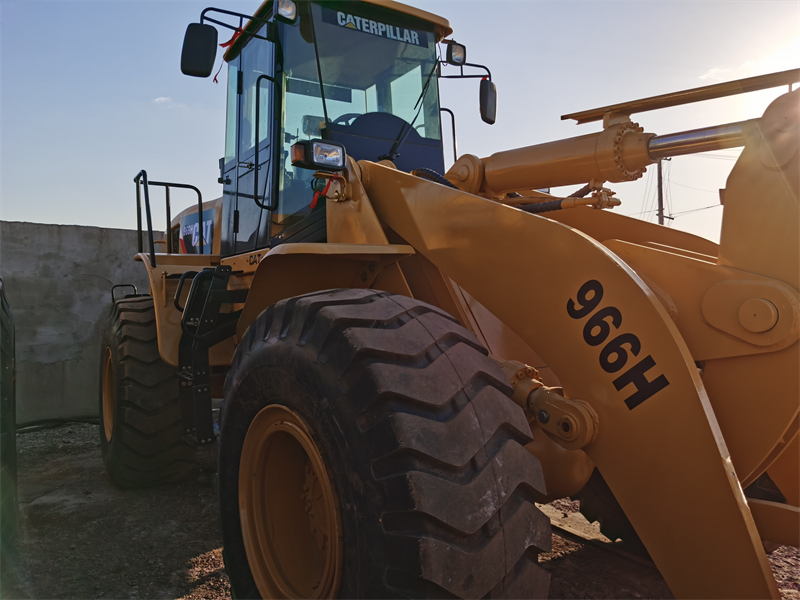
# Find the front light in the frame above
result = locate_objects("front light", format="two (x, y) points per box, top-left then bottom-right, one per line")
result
(291, 139), (347, 172)
(312, 142), (345, 169)
(446, 41), (466, 66)
(276, 0), (297, 22)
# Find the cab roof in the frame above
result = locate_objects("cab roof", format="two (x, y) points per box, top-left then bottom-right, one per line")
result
(223, 0), (453, 61)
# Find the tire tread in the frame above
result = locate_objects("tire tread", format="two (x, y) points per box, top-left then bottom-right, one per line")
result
(221, 289), (550, 598)
(101, 297), (194, 488)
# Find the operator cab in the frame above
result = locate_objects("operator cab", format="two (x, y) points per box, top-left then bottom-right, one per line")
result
(181, 0), (488, 257)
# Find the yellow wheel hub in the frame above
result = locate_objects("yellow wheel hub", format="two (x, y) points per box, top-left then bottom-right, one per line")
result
(239, 405), (342, 599)
(102, 347), (114, 442)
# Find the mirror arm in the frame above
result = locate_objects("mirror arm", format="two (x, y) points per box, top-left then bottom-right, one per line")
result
(464, 62), (492, 80)
(199, 8), (275, 42)
(439, 62), (492, 80)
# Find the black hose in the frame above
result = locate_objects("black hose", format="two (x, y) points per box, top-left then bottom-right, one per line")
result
(518, 199), (564, 214)
(569, 184), (593, 198)
(519, 183), (592, 212)
(411, 168), (458, 189)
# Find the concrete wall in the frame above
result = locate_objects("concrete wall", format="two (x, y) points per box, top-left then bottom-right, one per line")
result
(0, 221), (157, 425)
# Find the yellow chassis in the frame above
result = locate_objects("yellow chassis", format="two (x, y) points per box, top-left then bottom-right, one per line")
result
(136, 89), (799, 598)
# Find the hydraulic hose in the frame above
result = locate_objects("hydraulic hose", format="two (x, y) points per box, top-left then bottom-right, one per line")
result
(568, 184), (593, 198)
(518, 200), (565, 214)
(411, 168), (458, 189)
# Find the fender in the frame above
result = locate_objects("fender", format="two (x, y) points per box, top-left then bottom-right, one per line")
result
(134, 252), (221, 367)
(234, 243), (415, 340)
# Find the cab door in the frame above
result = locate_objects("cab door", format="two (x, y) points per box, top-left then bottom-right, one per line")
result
(224, 26), (277, 256)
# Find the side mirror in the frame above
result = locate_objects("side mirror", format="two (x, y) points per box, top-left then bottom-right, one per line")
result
(181, 23), (218, 77)
(479, 78), (497, 125)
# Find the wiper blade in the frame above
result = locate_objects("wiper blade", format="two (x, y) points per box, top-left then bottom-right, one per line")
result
(379, 60), (439, 162)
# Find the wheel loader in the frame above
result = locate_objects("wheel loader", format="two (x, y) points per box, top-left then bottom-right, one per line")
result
(98, 0), (800, 597)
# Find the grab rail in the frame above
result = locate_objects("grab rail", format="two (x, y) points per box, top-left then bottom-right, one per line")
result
(134, 170), (204, 267)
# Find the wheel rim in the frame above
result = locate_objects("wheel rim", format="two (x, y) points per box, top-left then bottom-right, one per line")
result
(239, 405), (342, 599)
(102, 347), (114, 442)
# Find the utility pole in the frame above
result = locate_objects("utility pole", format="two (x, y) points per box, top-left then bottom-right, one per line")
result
(657, 159), (664, 225)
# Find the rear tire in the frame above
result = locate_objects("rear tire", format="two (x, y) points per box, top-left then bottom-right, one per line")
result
(99, 296), (195, 487)
(219, 289), (552, 599)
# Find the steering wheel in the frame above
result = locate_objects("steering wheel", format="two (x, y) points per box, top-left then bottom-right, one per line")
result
(331, 113), (362, 126)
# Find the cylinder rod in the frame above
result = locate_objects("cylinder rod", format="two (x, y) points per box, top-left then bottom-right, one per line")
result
(648, 120), (753, 159)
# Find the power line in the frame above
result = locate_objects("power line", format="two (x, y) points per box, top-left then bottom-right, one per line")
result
(669, 180), (720, 193)
(665, 159), (673, 218)
(620, 208), (658, 218)
(671, 204), (722, 217)
(640, 164), (655, 221)
(657, 159), (665, 225)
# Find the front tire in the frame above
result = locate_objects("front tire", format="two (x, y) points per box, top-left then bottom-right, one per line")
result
(219, 289), (552, 599)
(99, 296), (195, 487)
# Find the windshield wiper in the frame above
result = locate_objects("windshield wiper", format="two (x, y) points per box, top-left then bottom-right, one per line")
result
(378, 60), (440, 162)
(308, 5), (330, 126)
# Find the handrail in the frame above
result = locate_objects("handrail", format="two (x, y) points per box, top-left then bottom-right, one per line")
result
(179, 270), (224, 341)
(253, 73), (279, 211)
(134, 171), (204, 267)
(133, 170), (157, 268)
(174, 271), (199, 312)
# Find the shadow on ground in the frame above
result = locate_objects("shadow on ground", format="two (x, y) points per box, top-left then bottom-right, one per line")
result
(1, 423), (797, 600)
(1, 423), (228, 600)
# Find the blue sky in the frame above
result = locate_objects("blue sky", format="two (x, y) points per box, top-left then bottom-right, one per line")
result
(1, 1), (798, 243)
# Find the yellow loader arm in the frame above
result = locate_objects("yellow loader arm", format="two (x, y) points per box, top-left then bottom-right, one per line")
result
(350, 89), (799, 599)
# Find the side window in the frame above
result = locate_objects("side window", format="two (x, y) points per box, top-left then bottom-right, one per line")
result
(275, 14), (327, 234)
(235, 27), (275, 253)
(239, 36), (274, 159)
(220, 58), (240, 257)
(224, 62), (238, 171)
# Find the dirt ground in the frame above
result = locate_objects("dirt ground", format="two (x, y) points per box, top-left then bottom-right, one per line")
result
(1, 423), (797, 600)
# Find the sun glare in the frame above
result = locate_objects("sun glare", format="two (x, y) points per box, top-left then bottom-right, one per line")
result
(739, 33), (800, 117)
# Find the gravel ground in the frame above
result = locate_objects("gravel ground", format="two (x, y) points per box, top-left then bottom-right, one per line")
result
(0, 423), (797, 599)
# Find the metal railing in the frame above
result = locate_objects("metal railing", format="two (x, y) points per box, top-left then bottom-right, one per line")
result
(134, 170), (203, 268)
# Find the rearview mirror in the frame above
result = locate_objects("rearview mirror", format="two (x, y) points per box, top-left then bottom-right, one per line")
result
(480, 79), (497, 125)
(181, 23), (218, 77)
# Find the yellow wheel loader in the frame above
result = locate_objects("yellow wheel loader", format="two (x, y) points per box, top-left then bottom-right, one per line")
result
(99, 0), (799, 597)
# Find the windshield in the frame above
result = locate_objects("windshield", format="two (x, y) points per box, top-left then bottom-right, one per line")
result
(311, 4), (441, 139)
(274, 2), (441, 231)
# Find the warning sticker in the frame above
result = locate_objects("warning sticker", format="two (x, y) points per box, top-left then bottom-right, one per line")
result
(321, 7), (425, 46)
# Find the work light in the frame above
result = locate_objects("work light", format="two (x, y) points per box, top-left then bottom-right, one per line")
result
(276, 0), (297, 22)
(445, 40), (467, 66)
(291, 140), (347, 171)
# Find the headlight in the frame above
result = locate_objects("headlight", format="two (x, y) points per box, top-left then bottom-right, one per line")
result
(312, 141), (345, 169)
(446, 41), (466, 66)
(276, 0), (297, 22)
(291, 139), (347, 172)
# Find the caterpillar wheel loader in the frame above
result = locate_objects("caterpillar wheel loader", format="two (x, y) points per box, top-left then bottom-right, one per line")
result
(99, 0), (799, 597)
